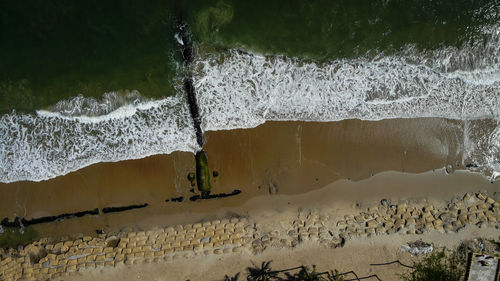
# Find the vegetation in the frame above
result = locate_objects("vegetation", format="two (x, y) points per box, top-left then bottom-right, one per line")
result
(400, 249), (466, 281)
(217, 248), (477, 281)
(0, 226), (40, 249)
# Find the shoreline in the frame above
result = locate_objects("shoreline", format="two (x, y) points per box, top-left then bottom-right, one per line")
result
(0, 118), (497, 239)
(1, 118), (498, 280)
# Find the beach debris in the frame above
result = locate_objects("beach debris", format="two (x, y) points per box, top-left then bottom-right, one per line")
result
(380, 198), (390, 208)
(189, 189), (242, 201)
(105, 236), (120, 248)
(1, 208), (99, 228)
(401, 240), (433, 255)
(102, 203), (148, 214)
(268, 182), (278, 194)
(187, 172), (196, 186)
(468, 253), (499, 281)
(445, 164), (454, 174)
(166, 196), (184, 203)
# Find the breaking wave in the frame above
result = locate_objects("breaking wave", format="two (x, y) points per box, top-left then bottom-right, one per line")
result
(193, 25), (500, 177)
(1, 25), (499, 183)
(47, 91), (146, 117)
(0, 96), (198, 183)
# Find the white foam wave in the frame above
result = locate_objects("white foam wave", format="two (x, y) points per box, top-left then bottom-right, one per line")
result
(2, 25), (500, 183)
(193, 54), (499, 131)
(0, 96), (198, 183)
(38, 97), (168, 124)
(48, 91), (145, 117)
(193, 25), (500, 175)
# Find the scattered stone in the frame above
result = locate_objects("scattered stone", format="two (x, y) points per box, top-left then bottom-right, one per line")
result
(401, 240), (433, 255)
(380, 199), (390, 208)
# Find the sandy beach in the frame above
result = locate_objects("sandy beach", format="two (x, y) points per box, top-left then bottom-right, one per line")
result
(0, 118), (476, 234)
(1, 168), (499, 281)
(1, 119), (499, 281)
(2, 3), (499, 280)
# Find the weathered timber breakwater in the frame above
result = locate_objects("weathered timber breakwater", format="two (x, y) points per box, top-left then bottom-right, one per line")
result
(0, 191), (498, 280)
(176, 20), (212, 197)
(0, 204), (151, 228)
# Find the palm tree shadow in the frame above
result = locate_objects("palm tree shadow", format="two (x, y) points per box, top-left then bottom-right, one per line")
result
(220, 272), (240, 281)
(246, 260), (283, 281)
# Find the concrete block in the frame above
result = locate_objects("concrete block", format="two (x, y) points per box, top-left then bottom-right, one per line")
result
(145, 251), (154, 258)
(134, 252), (144, 258)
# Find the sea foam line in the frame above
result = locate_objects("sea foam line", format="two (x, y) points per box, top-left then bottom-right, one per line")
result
(0, 96), (199, 183)
(192, 25), (500, 176)
(1, 25), (500, 183)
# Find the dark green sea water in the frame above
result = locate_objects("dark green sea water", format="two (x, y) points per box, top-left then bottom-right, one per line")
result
(1, 0), (498, 113)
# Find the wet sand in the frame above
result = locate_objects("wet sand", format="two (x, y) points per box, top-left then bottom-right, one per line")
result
(0, 118), (490, 238)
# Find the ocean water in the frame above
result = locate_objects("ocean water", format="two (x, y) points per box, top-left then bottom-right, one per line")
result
(0, 0), (499, 182)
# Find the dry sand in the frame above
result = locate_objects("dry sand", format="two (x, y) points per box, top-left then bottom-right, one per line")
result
(60, 227), (499, 281)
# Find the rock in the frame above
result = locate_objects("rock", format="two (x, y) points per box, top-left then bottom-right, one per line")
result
(375, 226), (386, 235)
(487, 215), (496, 223)
(365, 227), (376, 234)
(439, 212), (456, 223)
(458, 214), (468, 222)
(433, 219), (443, 226)
(477, 192), (487, 201)
(401, 212), (411, 220)
(383, 220), (394, 228)
(425, 216), (435, 223)
(468, 214), (479, 224)
(354, 215), (365, 223)
(485, 197), (495, 204)
(443, 223), (453, 232)
(335, 220), (346, 229)
(478, 203), (489, 210)
(386, 228), (396, 235)
(424, 223), (434, 231)
(366, 220), (378, 228)
(452, 220), (462, 228)
(463, 193), (472, 203)
(394, 219), (405, 228)
(380, 199), (390, 208)
(477, 212), (487, 222)
(434, 224), (444, 233)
